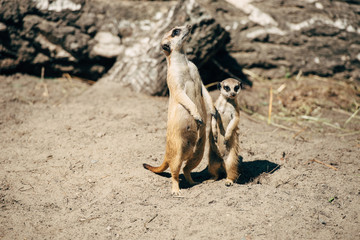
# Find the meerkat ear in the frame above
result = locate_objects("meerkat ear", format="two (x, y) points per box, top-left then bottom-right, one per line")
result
(239, 82), (243, 89)
(161, 43), (171, 53)
(217, 82), (221, 90)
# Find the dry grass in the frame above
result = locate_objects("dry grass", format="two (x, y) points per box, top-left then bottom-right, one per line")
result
(239, 69), (360, 135)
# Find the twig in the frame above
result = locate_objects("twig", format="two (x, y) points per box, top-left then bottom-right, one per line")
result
(100, 175), (110, 179)
(79, 216), (100, 222)
(332, 108), (360, 120)
(242, 68), (266, 81)
(172, 195), (185, 198)
(293, 127), (307, 139)
(332, 130), (360, 137)
(268, 86), (273, 125)
(296, 70), (302, 81)
(270, 122), (298, 132)
(144, 214), (159, 230)
(41, 67), (49, 98)
(322, 121), (343, 130)
(147, 214), (158, 224)
(301, 115), (322, 121)
(301, 115), (345, 130)
(268, 164), (280, 174)
(276, 84), (286, 94)
(18, 183), (34, 192)
(309, 159), (338, 171)
(41, 66), (44, 81)
(211, 59), (242, 81)
(205, 82), (219, 89)
(344, 107), (360, 126)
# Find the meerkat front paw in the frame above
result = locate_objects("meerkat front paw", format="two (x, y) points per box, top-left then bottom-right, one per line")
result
(213, 129), (218, 142)
(224, 134), (231, 146)
(211, 108), (218, 119)
(194, 117), (204, 128)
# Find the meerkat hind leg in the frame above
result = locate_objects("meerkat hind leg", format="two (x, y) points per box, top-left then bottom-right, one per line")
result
(206, 161), (221, 183)
(182, 153), (202, 186)
(169, 155), (183, 195)
(207, 152), (225, 183)
(183, 135), (206, 186)
(224, 151), (240, 187)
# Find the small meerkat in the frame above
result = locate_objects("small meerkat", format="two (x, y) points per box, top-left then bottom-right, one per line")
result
(208, 78), (242, 186)
(143, 25), (215, 195)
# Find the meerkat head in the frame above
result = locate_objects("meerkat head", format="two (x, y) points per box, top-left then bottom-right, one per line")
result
(160, 24), (192, 56)
(218, 78), (242, 100)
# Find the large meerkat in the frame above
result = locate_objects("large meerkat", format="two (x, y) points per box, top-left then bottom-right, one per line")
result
(143, 25), (215, 195)
(208, 78), (242, 186)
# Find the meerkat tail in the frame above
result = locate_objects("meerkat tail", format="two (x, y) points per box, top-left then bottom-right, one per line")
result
(143, 160), (169, 173)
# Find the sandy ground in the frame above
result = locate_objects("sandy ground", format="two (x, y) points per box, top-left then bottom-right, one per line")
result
(0, 74), (359, 239)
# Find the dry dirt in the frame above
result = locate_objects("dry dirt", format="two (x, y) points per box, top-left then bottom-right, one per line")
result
(0, 74), (359, 239)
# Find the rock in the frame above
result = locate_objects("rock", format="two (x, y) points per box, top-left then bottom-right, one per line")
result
(0, 0), (358, 91)
(201, 0), (360, 80)
(33, 0), (82, 12)
(91, 32), (123, 58)
(33, 52), (50, 64)
(0, 22), (6, 32)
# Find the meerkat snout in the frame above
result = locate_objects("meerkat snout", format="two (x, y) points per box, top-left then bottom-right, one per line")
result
(160, 25), (193, 56)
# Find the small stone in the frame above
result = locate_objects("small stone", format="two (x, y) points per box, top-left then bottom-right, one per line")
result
(91, 32), (123, 58)
(0, 22), (7, 32)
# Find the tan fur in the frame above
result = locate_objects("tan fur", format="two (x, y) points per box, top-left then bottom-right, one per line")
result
(143, 25), (215, 195)
(208, 78), (241, 186)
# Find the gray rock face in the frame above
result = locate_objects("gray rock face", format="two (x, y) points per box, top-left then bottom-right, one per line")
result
(0, 0), (359, 95)
(201, 0), (360, 80)
(0, 0), (245, 92)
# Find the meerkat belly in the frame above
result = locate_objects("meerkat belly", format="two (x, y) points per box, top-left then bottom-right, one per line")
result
(185, 80), (206, 118)
(185, 80), (202, 105)
(167, 97), (197, 134)
(219, 111), (232, 130)
(216, 104), (233, 135)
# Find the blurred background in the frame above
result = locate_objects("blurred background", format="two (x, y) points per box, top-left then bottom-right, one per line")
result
(1, 0), (359, 132)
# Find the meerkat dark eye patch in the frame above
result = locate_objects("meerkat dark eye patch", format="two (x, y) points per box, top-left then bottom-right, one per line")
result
(162, 43), (171, 53)
(171, 29), (181, 37)
(234, 85), (239, 92)
(224, 86), (230, 92)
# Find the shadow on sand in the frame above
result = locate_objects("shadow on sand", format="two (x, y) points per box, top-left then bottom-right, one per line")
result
(152, 156), (280, 189)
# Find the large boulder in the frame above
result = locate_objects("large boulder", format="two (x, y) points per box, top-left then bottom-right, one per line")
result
(0, 0), (248, 95)
(0, 0), (176, 79)
(1, 0), (358, 95)
(201, 0), (360, 80)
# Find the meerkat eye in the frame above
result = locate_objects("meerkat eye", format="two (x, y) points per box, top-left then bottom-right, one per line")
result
(171, 29), (181, 37)
(234, 85), (239, 92)
(224, 86), (230, 92)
